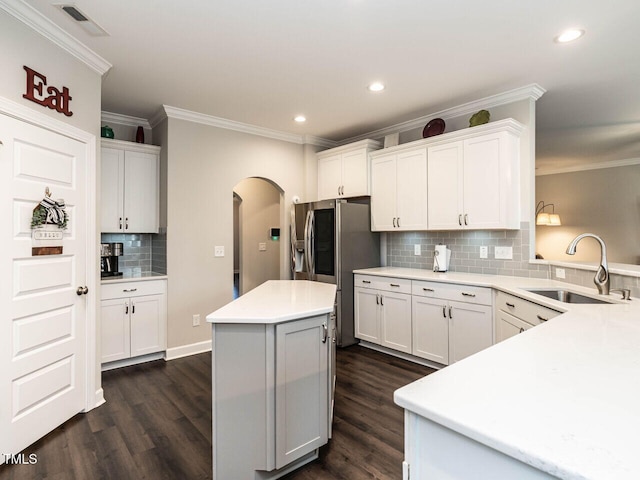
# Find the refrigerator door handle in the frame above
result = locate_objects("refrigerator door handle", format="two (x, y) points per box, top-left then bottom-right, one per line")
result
(304, 209), (315, 280)
(290, 204), (297, 274)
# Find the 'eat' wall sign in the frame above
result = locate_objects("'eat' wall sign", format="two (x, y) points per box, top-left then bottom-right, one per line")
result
(23, 66), (73, 117)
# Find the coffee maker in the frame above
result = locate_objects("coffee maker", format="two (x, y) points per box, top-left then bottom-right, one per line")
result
(101, 242), (123, 277)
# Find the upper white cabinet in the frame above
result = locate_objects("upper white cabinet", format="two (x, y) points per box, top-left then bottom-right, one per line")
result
(101, 139), (161, 233)
(317, 139), (381, 200)
(427, 129), (521, 230)
(370, 147), (428, 231)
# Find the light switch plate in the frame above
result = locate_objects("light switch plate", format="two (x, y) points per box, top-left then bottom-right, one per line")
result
(479, 246), (488, 259)
(555, 268), (566, 279)
(494, 246), (513, 260)
(259, 242), (267, 251)
(214, 246), (224, 257)
(414, 244), (421, 256)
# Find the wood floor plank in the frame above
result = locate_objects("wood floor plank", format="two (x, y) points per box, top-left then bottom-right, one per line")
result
(0, 345), (433, 480)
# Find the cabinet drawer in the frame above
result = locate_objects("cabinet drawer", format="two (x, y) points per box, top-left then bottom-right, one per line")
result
(412, 280), (491, 306)
(354, 275), (411, 294)
(495, 290), (561, 325)
(101, 279), (167, 300)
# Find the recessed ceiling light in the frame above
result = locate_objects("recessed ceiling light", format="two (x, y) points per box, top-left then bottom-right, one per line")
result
(554, 29), (585, 43)
(294, 115), (306, 123)
(368, 82), (385, 92)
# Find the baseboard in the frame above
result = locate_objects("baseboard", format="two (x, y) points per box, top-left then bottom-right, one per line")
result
(358, 341), (445, 370)
(165, 340), (212, 361)
(101, 352), (165, 371)
(93, 388), (106, 408)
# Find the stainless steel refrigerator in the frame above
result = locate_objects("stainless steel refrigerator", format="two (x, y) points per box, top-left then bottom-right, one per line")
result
(291, 198), (380, 346)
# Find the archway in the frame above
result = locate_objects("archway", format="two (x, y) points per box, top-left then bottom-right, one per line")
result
(233, 177), (283, 296)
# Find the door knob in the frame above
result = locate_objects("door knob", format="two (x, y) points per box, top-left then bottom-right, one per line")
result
(76, 286), (89, 296)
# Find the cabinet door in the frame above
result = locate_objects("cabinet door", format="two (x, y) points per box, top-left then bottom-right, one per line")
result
(412, 296), (449, 365)
(370, 155), (397, 231)
(275, 315), (328, 469)
(354, 287), (380, 343)
(463, 134), (503, 229)
(101, 298), (130, 363)
(448, 300), (493, 364)
(123, 150), (159, 233)
(100, 147), (125, 233)
(379, 291), (412, 353)
(317, 154), (342, 200)
(130, 294), (166, 357)
(427, 142), (463, 230)
(341, 149), (369, 197)
(495, 310), (532, 344)
(396, 148), (428, 230)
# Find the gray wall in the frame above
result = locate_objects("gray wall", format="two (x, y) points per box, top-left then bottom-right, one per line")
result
(536, 165), (640, 264)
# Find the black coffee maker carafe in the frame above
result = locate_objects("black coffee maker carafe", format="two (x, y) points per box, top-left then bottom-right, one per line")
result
(100, 242), (123, 277)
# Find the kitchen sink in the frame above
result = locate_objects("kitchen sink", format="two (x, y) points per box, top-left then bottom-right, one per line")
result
(526, 289), (613, 304)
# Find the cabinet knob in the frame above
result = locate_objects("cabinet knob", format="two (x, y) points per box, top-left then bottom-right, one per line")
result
(76, 286), (88, 296)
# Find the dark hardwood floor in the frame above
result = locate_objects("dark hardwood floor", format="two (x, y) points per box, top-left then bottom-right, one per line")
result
(0, 346), (434, 480)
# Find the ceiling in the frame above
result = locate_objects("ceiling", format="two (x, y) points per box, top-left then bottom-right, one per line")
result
(27, 0), (640, 171)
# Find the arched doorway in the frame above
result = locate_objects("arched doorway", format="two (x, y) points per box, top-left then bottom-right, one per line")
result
(233, 177), (283, 297)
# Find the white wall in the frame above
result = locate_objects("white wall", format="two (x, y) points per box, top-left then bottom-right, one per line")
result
(233, 178), (281, 294)
(162, 117), (306, 349)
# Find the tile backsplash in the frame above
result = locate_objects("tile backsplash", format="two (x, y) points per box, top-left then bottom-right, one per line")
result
(387, 222), (549, 279)
(101, 233), (157, 276)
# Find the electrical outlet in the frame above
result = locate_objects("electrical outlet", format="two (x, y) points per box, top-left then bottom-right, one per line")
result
(259, 242), (267, 251)
(192, 314), (200, 327)
(555, 268), (566, 279)
(214, 246), (224, 257)
(494, 246), (513, 260)
(479, 246), (488, 259)
(414, 244), (421, 256)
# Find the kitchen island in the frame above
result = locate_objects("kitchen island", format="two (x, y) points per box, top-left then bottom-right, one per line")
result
(206, 280), (337, 480)
(364, 267), (640, 479)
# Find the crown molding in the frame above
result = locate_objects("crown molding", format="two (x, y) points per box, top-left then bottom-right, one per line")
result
(100, 138), (160, 154)
(302, 135), (339, 149)
(101, 111), (151, 129)
(536, 157), (640, 176)
(0, 0), (112, 76)
(339, 83), (546, 145)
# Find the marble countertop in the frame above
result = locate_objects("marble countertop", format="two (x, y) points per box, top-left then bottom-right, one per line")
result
(355, 267), (638, 479)
(206, 280), (337, 325)
(100, 272), (168, 284)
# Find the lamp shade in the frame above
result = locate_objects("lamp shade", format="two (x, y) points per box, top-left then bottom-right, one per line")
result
(548, 214), (562, 226)
(536, 212), (550, 225)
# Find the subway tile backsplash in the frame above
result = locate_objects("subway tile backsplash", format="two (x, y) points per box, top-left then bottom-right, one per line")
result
(101, 233), (157, 276)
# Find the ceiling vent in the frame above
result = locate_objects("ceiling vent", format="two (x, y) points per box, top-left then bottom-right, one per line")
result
(54, 3), (109, 36)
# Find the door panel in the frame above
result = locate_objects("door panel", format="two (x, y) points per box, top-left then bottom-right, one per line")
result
(0, 113), (87, 458)
(130, 294), (166, 357)
(396, 148), (428, 230)
(354, 288), (380, 343)
(412, 296), (449, 364)
(427, 142), (463, 230)
(341, 149), (368, 197)
(463, 135), (502, 228)
(380, 292), (412, 353)
(123, 150), (158, 233)
(100, 147), (124, 232)
(101, 299), (131, 363)
(370, 155), (397, 231)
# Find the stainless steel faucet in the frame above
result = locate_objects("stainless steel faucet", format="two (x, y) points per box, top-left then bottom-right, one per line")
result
(566, 233), (609, 295)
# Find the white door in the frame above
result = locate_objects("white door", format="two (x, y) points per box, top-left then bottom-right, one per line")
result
(0, 113), (88, 457)
(123, 150), (159, 233)
(341, 149), (367, 197)
(427, 142), (463, 230)
(100, 299), (131, 363)
(370, 154), (397, 231)
(463, 134), (503, 228)
(317, 154), (342, 200)
(396, 148), (428, 230)
(495, 310), (532, 344)
(448, 300), (493, 363)
(354, 287), (380, 343)
(379, 291), (412, 353)
(100, 147), (124, 233)
(412, 296), (449, 365)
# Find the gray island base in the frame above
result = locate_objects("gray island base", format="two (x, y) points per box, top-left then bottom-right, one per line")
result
(206, 280), (337, 479)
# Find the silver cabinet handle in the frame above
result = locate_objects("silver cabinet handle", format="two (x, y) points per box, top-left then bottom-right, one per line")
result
(125, 302), (129, 315)
(397, 217), (401, 228)
(458, 214), (463, 226)
(376, 294), (379, 305)
(322, 322), (328, 343)
(506, 302), (515, 308)
(442, 305), (446, 318)
(76, 286), (89, 296)
(338, 186), (341, 196)
(362, 280), (371, 284)
(125, 217), (129, 229)
(519, 327), (525, 333)
(380, 295), (384, 306)
(132, 302), (135, 314)
(423, 287), (434, 292)
(449, 306), (453, 319)
(461, 292), (476, 297)
(393, 217), (397, 228)
(119, 217), (123, 230)
(537, 315), (548, 322)
(390, 283), (400, 287)
(123, 288), (137, 292)
(464, 214), (469, 226)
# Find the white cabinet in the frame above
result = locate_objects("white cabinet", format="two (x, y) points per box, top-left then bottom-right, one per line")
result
(100, 279), (167, 365)
(317, 139), (381, 200)
(494, 290), (561, 343)
(101, 139), (160, 233)
(428, 130), (520, 230)
(211, 313), (331, 479)
(370, 148), (428, 231)
(354, 275), (412, 353)
(412, 281), (493, 365)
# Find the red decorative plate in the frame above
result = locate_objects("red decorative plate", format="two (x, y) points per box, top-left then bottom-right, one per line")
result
(422, 118), (446, 138)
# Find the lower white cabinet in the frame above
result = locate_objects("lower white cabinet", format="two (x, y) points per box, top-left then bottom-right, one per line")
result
(412, 296), (449, 364)
(494, 290), (561, 343)
(211, 313), (331, 479)
(100, 279), (167, 364)
(354, 276), (412, 353)
(447, 299), (493, 364)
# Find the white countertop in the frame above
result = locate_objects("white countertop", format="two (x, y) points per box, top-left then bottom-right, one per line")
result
(206, 280), (337, 324)
(356, 267), (638, 479)
(101, 272), (168, 284)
